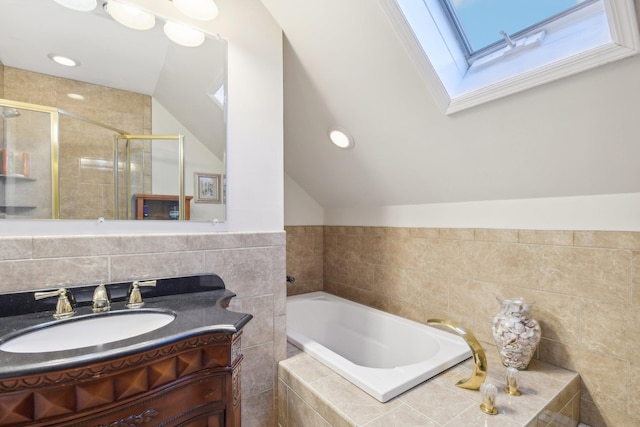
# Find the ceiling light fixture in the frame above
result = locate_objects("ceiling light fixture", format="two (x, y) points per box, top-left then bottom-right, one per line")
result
(53, 0), (97, 12)
(67, 93), (86, 100)
(105, 0), (156, 30)
(163, 21), (205, 47)
(172, 0), (219, 21)
(328, 126), (355, 149)
(48, 54), (79, 67)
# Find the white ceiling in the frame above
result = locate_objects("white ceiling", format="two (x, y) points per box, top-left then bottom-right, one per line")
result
(261, 0), (640, 209)
(0, 0), (226, 159)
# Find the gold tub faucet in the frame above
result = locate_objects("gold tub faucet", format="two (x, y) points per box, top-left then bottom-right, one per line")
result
(427, 318), (487, 390)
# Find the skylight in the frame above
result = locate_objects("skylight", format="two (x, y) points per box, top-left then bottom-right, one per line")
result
(379, 0), (640, 114)
(441, 0), (598, 59)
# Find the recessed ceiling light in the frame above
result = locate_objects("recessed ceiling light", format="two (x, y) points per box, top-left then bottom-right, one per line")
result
(173, 0), (219, 21)
(48, 54), (79, 67)
(163, 21), (205, 47)
(105, 0), (156, 30)
(328, 126), (355, 149)
(67, 93), (86, 100)
(53, 0), (97, 12)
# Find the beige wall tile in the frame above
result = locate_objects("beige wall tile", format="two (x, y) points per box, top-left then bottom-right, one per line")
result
(538, 246), (631, 304)
(518, 230), (574, 246)
(581, 300), (640, 361)
(0, 257), (109, 292)
(242, 342), (275, 397)
(475, 228), (519, 243)
(242, 388), (275, 427)
(426, 239), (477, 279)
(475, 241), (540, 288)
(287, 389), (331, 427)
(110, 251), (205, 282)
(632, 251), (640, 306)
(574, 231), (640, 250)
(629, 362), (640, 420)
(534, 291), (581, 345)
(440, 228), (475, 240)
(240, 295), (275, 348)
(539, 340), (628, 414)
(0, 237), (32, 260)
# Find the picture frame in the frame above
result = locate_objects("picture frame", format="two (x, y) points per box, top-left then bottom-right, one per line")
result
(194, 172), (221, 203)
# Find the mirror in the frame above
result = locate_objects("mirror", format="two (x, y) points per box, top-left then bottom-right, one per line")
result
(0, 0), (226, 222)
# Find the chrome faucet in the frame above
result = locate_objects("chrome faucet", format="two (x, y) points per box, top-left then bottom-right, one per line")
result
(126, 280), (157, 308)
(427, 318), (487, 390)
(34, 288), (76, 319)
(92, 284), (111, 313)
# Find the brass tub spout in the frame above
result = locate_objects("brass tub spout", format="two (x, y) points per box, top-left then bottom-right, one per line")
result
(427, 319), (487, 390)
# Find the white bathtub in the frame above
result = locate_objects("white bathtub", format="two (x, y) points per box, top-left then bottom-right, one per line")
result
(286, 292), (472, 402)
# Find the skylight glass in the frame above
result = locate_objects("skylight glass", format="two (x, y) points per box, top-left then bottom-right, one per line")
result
(441, 0), (598, 56)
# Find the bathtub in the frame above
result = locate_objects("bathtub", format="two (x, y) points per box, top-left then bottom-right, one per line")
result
(286, 292), (472, 402)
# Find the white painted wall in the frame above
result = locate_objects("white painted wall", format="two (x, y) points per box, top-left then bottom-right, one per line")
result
(322, 193), (640, 231)
(152, 99), (225, 222)
(284, 173), (323, 226)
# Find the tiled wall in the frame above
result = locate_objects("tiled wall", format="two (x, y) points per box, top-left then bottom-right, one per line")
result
(285, 225), (640, 427)
(2, 66), (151, 219)
(285, 226), (323, 295)
(0, 231), (287, 427)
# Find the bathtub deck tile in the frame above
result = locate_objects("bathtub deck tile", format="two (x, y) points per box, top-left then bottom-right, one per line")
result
(399, 380), (477, 425)
(279, 352), (335, 384)
(309, 375), (403, 425)
(279, 341), (580, 427)
(362, 404), (441, 427)
(443, 404), (521, 427)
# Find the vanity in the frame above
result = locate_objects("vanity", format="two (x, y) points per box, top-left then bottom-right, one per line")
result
(0, 274), (252, 427)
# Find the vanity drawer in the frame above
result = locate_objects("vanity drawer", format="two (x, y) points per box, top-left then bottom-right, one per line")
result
(86, 373), (226, 427)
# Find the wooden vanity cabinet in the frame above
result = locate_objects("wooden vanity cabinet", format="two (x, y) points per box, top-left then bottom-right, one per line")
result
(0, 332), (243, 427)
(133, 194), (193, 220)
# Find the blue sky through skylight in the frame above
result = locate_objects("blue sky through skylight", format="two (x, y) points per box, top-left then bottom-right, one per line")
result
(448, 0), (589, 52)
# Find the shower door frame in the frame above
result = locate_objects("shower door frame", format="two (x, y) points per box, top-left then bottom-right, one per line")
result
(114, 134), (185, 220)
(0, 98), (60, 218)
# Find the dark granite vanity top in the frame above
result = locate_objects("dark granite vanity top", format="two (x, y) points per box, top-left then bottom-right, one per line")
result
(0, 274), (252, 378)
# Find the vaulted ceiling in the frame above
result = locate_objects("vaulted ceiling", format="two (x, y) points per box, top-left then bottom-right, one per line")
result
(262, 0), (640, 209)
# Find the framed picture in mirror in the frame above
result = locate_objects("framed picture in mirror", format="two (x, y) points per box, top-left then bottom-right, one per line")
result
(195, 172), (221, 203)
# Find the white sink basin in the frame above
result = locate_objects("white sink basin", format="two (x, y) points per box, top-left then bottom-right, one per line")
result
(0, 310), (176, 353)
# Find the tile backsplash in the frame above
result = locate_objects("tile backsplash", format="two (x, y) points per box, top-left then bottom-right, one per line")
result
(285, 226), (640, 427)
(0, 231), (286, 427)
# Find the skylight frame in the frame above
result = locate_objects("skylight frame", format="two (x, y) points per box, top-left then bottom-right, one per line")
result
(379, 0), (640, 114)
(438, 0), (602, 64)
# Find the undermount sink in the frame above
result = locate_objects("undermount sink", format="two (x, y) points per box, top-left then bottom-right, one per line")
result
(0, 309), (176, 354)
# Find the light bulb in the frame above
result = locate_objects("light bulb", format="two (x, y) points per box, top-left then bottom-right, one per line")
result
(163, 21), (205, 47)
(173, 0), (219, 21)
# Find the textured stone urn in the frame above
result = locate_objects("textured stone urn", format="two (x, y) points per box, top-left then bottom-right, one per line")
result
(491, 297), (541, 370)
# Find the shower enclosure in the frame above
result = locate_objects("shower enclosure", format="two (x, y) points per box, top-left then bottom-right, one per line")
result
(0, 98), (185, 220)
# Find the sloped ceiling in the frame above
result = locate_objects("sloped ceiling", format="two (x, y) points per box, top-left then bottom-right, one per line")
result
(261, 0), (640, 209)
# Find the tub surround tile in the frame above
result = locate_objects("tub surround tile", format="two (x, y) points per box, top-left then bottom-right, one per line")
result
(279, 345), (579, 427)
(518, 230), (574, 246)
(362, 404), (440, 427)
(400, 380), (477, 425)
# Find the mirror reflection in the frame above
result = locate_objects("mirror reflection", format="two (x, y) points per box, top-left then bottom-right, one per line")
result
(0, 0), (227, 222)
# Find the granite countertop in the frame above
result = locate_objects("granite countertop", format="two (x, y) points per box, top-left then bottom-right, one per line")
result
(0, 274), (252, 379)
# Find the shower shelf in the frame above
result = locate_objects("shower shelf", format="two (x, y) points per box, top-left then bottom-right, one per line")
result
(0, 205), (36, 211)
(0, 174), (35, 181)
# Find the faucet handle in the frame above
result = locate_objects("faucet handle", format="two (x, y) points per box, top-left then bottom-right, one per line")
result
(126, 280), (157, 309)
(34, 288), (76, 319)
(92, 284), (111, 313)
